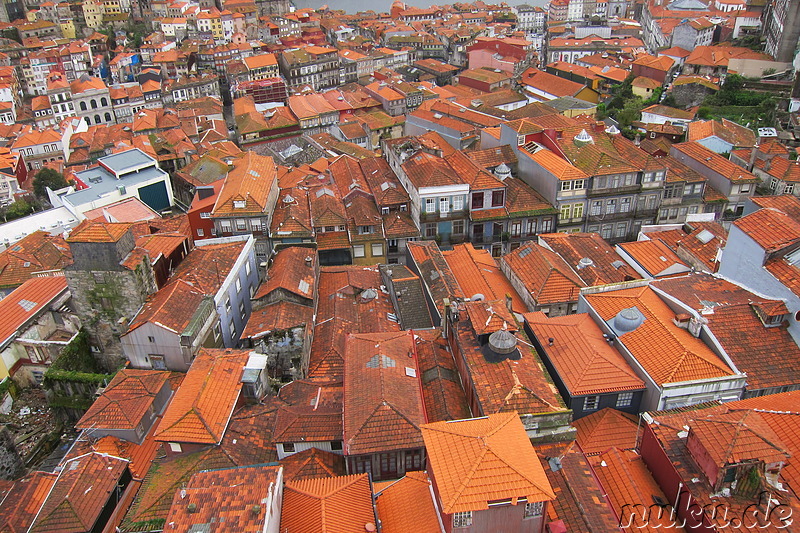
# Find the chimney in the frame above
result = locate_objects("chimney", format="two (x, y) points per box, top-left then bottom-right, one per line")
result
(593, 121), (604, 133)
(304, 256), (313, 266)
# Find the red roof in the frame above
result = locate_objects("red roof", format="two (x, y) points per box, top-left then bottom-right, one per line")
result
(0, 232), (72, 290)
(76, 369), (170, 432)
(343, 331), (426, 455)
(154, 348), (247, 445)
(502, 242), (585, 306)
(733, 207), (800, 252)
(281, 474), (376, 533)
(573, 408), (640, 456)
(422, 412), (555, 514)
(617, 239), (690, 278)
(0, 276), (68, 347)
(373, 471), (442, 533)
(525, 312), (644, 396)
(30, 453), (129, 533)
(0, 472), (57, 533)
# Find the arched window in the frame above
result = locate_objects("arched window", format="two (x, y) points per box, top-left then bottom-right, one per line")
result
(90, 99), (97, 109)
(80, 101), (87, 111)
(94, 115), (101, 124)
(84, 116), (91, 125)
(104, 112), (111, 122)
(100, 97), (108, 107)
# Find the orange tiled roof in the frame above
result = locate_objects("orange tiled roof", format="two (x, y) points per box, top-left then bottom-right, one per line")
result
(733, 207), (800, 252)
(164, 464), (282, 531)
(617, 239), (690, 278)
(154, 348), (247, 445)
(274, 379), (342, 443)
(254, 246), (315, 301)
(76, 369), (169, 432)
(750, 195), (800, 220)
(442, 243), (526, 314)
(281, 474), (376, 533)
(343, 331), (426, 455)
(212, 151), (276, 217)
(687, 118), (756, 148)
(690, 409), (789, 467)
(0, 276), (68, 345)
(422, 412), (555, 514)
(241, 300), (313, 340)
(527, 147), (589, 182)
(67, 219), (132, 243)
(502, 242), (585, 306)
(525, 312), (644, 396)
(573, 407), (640, 456)
(0, 472), (57, 533)
(0, 232), (72, 290)
(374, 471), (441, 533)
(125, 279), (209, 335)
(30, 453), (129, 533)
(539, 232), (639, 286)
(170, 239), (247, 295)
(279, 447), (347, 482)
(413, 329), (471, 422)
(584, 285), (735, 385)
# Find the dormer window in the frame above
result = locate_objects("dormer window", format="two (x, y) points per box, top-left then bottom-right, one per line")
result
(233, 200), (246, 209)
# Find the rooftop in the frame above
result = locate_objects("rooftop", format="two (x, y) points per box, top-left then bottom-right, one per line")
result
(422, 412), (555, 514)
(0, 276), (68, 347)
(281, 474), (376, 533)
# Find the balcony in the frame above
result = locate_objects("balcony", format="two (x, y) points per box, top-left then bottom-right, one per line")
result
(586, 210), (634, 223)
(587, 185), (641, 198)
(419, 209), (468, 223)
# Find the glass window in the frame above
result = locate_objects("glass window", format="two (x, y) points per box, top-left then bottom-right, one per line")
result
(453, 196), (463, 211)
(605, 199), (616, 214)
(526, 219), (536, 235)
(453, 511), (473, 528)
(236, 219), (246, 230)
(471, 192), (484, 209)
(572, 204), (583, 219)
(620, 198), (631, 212)
(371, 243), (383, 256)
(617, 392), (634, 407)
(561, 181), (572, 191)
(583, 395), (599, 410)
(524, 501), (544, 518)
(197, 228), (204, 237)
(601, 225), (612, 239)
(541, 218), (553, 232)
(615, 222), (626, 238)
(492, 190), (504, 207)
(786, 184), (795, 195)
(439, 197), (449, 213)
(511, 221), (521, 237)
(353, 245), (365, 257)
(590, 200), (602, 215)
(452, 220), (464, 234)
(235, 278), (241, 293)
(425, 223), (437, 238)
(573, 179), (585, 190)
(425, 198), (436, 213)
(560, 204), (572, 219)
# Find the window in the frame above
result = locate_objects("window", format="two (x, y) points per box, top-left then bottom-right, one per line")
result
(197, 228), (204, 237)
(787, 184), (795, 195)
(453, 511), (473, 528)
(583, 395), (599, 410)
(541, 218), (553, 232)
(770, 178), (779, 191)
(236, 219), (246, 230)
(425, 223), (437, 238)
(235, 278), (241, 293)
(740, 184), (751, 193)
(169, 442), (182, 453)
(511, 221), (521, 237)
(560, 204), (572, 220)
(664, 184), (683, 199)
(605, 199), (616, 214)
(573, 179), (585, 190)
(439, 197), (449, 214)
(371, 243), (383, 256)
(229, 319), (236, 338)
(526, 219), (536, 235)
(617, 392), (634, 407)
(245, 261), (251, 276)
(572, 204), (583, 219)
(589, 200), (602, 216)
(425, 197), (436, 213)
(359, 225), (373, 234)
(147, 336), (155, 343)
(283, 442), (295, 453)
(452, 220), (464, 234)
(615, 222), (627, 238)
(620, 198), (631, 213)
(601, 225), (612, 239)
(517, 134), (526, 146)
(453, 195), (463, 211)
(492, 190), (504, 207)
(471, 192), (484, 209)
(239, 300), (246, 320)
(561, 181), (572, 191)
(220, 220), (231, 232)
(524, 501), (544, 518)
(200, 212), (211, 218)
(353, 245), (365, 257)
(330, 440), (342, 451)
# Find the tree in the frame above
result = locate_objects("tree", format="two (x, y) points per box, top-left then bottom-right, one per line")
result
(33, 168), (69, 198)
(5, 199), (32, 221)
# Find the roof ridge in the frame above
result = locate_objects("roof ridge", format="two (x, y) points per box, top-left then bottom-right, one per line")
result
(447, 442), (490, 511)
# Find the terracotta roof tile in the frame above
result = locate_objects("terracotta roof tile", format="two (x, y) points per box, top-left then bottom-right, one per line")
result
(0, 276), (68, 346)
(414, 329), (471, 422)
(733, 207), (800, 252)
(76, 369), (170, 432)
(212, 152), (277, 217)
(254, 246), (315, 301)
(0, 232), (72, 290)
(67, 219), (132, 243)
(673, 141), (758, 183)
(617, 239), (690, 278)
(30, 453), (129, 533)
(281, 474), (376, 533)
(242, 300), (313, 340)
(690, 410), (789, 467)
(343, 331), (426, 455)
(585, 285), (736, 385)
(164, 464), (281, 532)
(407, 241), (464, 319)
(525, 312), (645, 396)
(374, 471), (442, 533)
(422, 412), (555, 514)
(154, 348), (247, 445)
(502, 242), (585, 306)
(539, 232), (639, 285)
(279, 447), (347, 482)
(125, 280), (209, 337)
(220, 400), (279, 466)
(170, 239), (247, 294)
(653, 273), (800, 392)
(274, 379), (342, 443)
(442, 243), (526, 314)
(0, 472), (57, 533)
(572, 408), (640, 456)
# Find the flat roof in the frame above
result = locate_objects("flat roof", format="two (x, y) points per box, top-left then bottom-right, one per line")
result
(0, 207), (77, 249)
(66, 165), (167, 206)
(97, 148), (156, 174)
